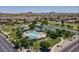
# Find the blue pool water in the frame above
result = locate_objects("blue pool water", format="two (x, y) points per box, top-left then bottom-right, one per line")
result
(27, 31), (39, 39)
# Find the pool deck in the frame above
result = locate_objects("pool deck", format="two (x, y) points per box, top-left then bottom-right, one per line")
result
(22, 30), (47, 40)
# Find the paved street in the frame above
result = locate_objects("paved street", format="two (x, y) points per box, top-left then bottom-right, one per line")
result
(70, 44), (79, 52)
(61, 40), (79, 52)
(0, 35), (17, 52)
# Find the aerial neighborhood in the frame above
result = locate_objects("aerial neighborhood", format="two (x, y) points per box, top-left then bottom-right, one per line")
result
(0, 7), (79, 52)
(0, 12), (79, 24)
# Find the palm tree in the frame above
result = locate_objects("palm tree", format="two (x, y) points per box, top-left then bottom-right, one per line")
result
(14, 39), (20, 49)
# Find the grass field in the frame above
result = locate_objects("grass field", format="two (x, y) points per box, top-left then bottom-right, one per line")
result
(33, 38), (61, 50)
(48, 21), (79, 30)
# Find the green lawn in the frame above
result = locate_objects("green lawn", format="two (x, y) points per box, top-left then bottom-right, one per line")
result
(9, 30), (18, 39)
(1, 26), (12, 32)
(33, 41), (41, 49)
(49, 21), (79, 30)
(45, 38), (61, 47)
(33, 38), (61, 50)
(48, 21), (61, 26)
(1, 25), (18, 39)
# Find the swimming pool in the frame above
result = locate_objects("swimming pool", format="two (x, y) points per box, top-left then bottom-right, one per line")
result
(27, 31), (39, 39)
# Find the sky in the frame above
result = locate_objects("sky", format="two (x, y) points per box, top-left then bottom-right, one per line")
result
(0, 6), (79, 13)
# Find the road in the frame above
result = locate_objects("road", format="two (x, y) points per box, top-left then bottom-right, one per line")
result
(60, 40), (79, 52)
(0, 35), (17, 52)
(43, 25), (79, 52)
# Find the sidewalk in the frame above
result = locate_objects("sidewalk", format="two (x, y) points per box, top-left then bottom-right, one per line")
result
(52, 35), (79, 52)
(51, 37), (64, 52)
(0, 30), (15, 47)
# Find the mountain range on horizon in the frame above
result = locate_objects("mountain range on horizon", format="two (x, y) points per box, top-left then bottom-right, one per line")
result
(0, 11), (79, 14)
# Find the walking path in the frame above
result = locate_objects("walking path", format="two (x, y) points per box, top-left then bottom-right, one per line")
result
(51, 35), (79, 52)
(51, 37), (64, 52)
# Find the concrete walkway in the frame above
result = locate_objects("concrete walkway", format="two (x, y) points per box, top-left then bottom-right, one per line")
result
(52, 35), (79, 52)
(51, 37), (64, 52)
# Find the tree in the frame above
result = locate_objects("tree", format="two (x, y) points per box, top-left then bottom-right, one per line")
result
(41, 19), (48, 25)
(29, 40), (34, 46)
(32, 20), (37, 24)
(56, 29), (62, 37)
(67, 25), (73, 29)
(16, 28), (22, 38)
(21, 39), (30, 49)
(40, 41), (50, 52)
(50, 31), (59, 39)
(14, 39), (20, 49)
(28, 20), (37, 29)
(46, 30), (60, 39)
(61, 20), (64, 24)
(77, 26), (79, 31)
(63, 30), (73, 38)
(61, 24), (65, 27)
(55, 23), (59, 26)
